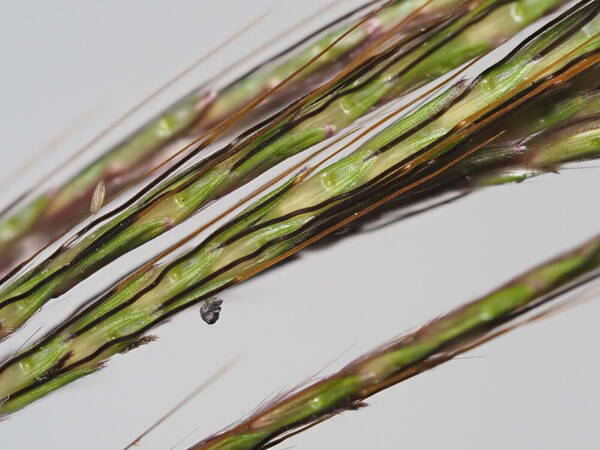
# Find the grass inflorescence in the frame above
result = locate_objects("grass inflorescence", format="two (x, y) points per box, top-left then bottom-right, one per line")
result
(0, 0), (598, 416)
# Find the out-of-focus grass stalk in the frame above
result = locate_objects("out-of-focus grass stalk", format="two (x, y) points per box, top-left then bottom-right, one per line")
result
(192, 232), (600, 450)
(0, 0), (449, 274)
(0, 0), (564, 336)
(0, 2), (597, 414)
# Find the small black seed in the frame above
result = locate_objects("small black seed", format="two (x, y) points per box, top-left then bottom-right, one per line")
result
(200, 297), (223, 325)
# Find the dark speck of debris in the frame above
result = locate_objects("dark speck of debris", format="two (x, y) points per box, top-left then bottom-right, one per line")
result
(200, 297), (223, 325)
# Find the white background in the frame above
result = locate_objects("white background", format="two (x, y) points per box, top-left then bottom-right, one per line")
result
(0, 1), (598, 449)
